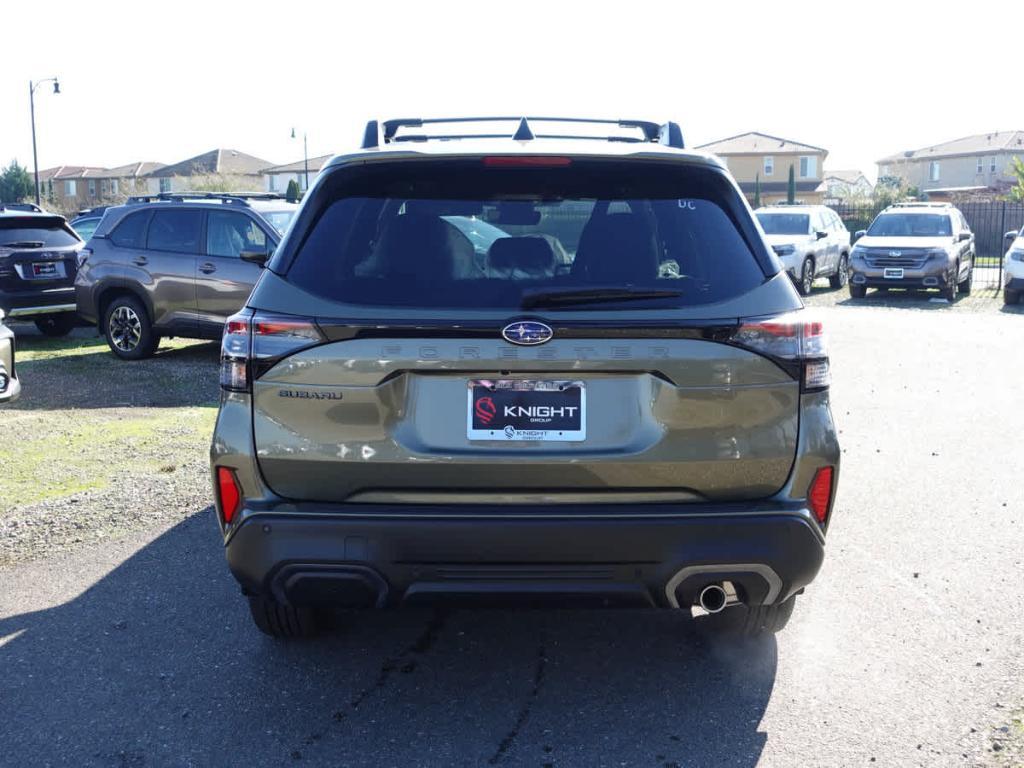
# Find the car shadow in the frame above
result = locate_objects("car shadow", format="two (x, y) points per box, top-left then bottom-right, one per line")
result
(6, 326), (220, 411)
(833, 288), (963, 310)
(0, 510), (776, 767)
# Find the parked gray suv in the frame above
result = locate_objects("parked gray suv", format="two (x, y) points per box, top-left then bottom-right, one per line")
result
(210, 117), (841, 639)
(75, 193), (298, 359)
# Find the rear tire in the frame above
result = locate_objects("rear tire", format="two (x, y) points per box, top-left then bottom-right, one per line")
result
(1005, 288), (1021, 306)
(700, 596), (797, 637)
(849, 283), (867, 299)
(103, 295), (159, 360)
(34, 313), (76, 337)
(247, 595), (321, 639)
(829, 254), (849, 289)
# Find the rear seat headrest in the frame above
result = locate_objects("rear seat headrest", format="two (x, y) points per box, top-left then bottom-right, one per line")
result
(487, 236), (556, 274)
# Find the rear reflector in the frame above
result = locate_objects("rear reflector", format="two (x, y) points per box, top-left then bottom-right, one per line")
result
(483, 156), (573, 168)
(808, 466), (834, 524)
(216, 467), (241, 526)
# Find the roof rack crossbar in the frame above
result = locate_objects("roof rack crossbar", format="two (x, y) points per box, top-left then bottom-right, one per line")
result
(0, 202), (44, 213)
(125, 191), (287, 207)
(369, 116), (684, 149)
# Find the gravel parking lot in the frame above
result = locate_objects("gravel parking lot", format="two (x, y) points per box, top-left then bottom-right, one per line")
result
(1, 299), (1022, 767)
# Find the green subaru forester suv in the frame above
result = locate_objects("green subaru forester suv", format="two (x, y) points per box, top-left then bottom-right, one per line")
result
(210, 117), (840, 639)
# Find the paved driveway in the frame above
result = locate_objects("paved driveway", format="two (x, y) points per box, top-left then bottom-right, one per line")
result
(1, 305), (1022, 767)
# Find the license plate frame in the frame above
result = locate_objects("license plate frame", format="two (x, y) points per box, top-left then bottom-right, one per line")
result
(883, 267), (904, 279)
(467, 379), (586, 442)
(31, 261), (62, 279)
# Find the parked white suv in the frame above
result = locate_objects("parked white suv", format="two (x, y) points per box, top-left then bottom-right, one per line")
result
(1004, 226), (1024, 306)
(755, 205), (851, 295)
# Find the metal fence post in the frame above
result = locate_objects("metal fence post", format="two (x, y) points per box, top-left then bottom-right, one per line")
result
(998, 201), (1005, 292)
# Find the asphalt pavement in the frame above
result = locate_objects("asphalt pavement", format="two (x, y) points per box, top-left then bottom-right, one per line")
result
(1, 303), (1022, 767)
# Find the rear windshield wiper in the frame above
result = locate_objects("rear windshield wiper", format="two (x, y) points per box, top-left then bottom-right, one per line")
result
(0, 241), (46, 249)
(521, 287), (683, 309)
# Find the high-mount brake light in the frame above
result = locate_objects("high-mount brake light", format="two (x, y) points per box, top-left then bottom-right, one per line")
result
(219, 311), (324, 393)
(483, 156), (573, 168)
(730, 312), (830, 391)
(808, 466), (835, 524)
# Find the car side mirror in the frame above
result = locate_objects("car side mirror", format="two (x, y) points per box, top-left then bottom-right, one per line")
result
(1006, 231), (1019, 246)
(815, 230), (828, 240)
(958, 232), (971, 242)
(854, 230), (867, 242)
(240, 249), (270, 267)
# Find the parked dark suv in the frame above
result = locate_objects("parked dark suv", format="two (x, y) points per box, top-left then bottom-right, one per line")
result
(210, 117), (841, 639)
(0, 203), (83, 336)
(75, 193), (298, 359)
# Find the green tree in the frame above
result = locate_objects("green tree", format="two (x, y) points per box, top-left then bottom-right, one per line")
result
(0, 160), (34, 203)
(1008, 156), (1024, 203)
(753, 173), (761, 208)
(786, 165), (796, 204)
(285, 179), (300, 203)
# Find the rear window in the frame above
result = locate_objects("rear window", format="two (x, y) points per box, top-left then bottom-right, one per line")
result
(867, 213), (952, 237)
(756, 213), (810, 235)
(146, 209), (202, 253)
(259, 209), (295, 235)
(283, 160), (768, 310)
(0, 219), (80, 248)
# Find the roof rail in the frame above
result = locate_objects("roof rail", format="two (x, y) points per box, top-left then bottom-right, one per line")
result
(890, 201), (952, 208)
(0, 202), (44, 213)
(360, 116), (685, 149)
(125, 191), (288, 207)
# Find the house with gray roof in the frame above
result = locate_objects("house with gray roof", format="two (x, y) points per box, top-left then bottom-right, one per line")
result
(877, 131), (1024, 198)
(143, 149), (274, 194)
(696, 132), (829, 204)
(823, 170), (873, 202)
(261, 154), (332, 195)
(37, 162), (165, 210)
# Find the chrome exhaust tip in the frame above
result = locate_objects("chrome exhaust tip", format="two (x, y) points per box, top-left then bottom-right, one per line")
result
(697, 583), (728, 614)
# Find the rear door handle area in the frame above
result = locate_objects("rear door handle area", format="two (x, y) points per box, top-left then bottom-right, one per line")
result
(132, 256), (148, 266)
(199, 263), (217, 274)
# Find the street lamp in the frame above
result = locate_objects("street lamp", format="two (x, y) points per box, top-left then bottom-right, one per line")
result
(290, 127), (309, 192)
(29, 77), (60, 205)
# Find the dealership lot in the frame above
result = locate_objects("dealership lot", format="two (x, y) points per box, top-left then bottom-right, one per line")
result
(0, 300), (1021, 767)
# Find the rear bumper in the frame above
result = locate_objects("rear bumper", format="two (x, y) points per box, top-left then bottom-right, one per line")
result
(0, 287), (77, 317)
(224, 503), (826, 610)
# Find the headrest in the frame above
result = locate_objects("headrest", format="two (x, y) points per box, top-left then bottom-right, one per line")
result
(487, 236), (556, 274)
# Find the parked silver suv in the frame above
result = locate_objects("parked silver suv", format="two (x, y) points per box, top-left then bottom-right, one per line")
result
(75, 193), (298, 359)
(755, 204), (851, 295)
(210, 116), (841, 640)
(849, 202), (975, 300)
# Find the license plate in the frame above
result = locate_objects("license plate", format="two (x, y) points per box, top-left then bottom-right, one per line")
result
(883, 267), (904, 279)
(31, 262), (61, 278)
(467, 380), (586, 441)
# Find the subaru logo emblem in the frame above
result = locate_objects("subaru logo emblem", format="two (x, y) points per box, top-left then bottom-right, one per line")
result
(502, 321), (553, 346)
(889, 250), (902, 257)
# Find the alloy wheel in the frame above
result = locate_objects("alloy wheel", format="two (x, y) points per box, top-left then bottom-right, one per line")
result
(109, 306), (142, 352)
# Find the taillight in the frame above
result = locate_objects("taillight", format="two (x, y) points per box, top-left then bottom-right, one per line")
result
(216, 466), (241, 526)
(219, 310), (324, 393)
(808, 466), (835, 524)
(730, 312), (830, 391)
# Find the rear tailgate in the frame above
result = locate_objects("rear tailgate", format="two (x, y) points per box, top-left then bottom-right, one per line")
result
(252, 334), (798, 503)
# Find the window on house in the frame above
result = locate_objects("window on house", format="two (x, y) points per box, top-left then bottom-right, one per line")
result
(64, 180), (77, 196)
(799, 156), (817, 178)
(88, 180), (97, 197)
(159, 178), (172, 194)
(111, 179), (119, 196)
(977, 157), (984, 174)
(764, 156), (774, 176)
(929, 162), (940, 181)
(990, 157), (998, 173)
(268, 175), (277, 192)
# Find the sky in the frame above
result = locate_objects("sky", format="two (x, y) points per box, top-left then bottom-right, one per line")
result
(2, 0), (1022, 182)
